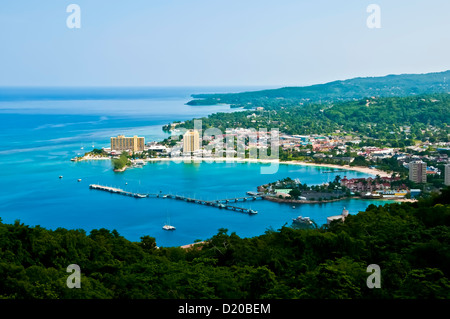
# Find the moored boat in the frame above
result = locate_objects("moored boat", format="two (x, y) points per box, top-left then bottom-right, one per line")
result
(163, 224), (176, 231)
(292, 216), (312, 225)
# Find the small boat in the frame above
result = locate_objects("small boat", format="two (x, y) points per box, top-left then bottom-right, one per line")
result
(246, 191), (260, 196)
(77, 179), (82, 182)
(292, 216), (312, 225)
(163, 213), (175, 230)
(59, 176), (63, 179)
(292, 205), (296, 209)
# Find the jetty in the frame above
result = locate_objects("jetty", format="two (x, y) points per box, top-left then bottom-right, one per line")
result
(89, 184), (261, 215)
(89, 184), (148, 198)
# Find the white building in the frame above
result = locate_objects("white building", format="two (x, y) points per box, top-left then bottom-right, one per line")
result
(327, 207), (349, 224)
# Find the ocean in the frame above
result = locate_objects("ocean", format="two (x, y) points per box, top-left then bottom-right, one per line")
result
(0, 87), (389, 247)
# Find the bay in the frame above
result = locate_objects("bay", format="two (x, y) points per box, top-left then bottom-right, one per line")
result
(0, 87), (390, 247)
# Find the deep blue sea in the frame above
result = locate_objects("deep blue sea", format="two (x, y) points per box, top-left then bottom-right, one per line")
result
(0, 87), (390, 247)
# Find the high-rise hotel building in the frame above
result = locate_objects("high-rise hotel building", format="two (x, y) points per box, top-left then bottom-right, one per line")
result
(445, 164), (450, 186)
(183, 130), (200, 153)
(111, 135), (145, 152)
(409, 160), (427, 183)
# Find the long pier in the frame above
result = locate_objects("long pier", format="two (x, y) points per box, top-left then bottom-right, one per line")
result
(89, 184), (262, 215)
(89, 184), (148, 198)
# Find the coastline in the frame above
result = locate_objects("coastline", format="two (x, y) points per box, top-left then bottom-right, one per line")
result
(144, 157), (392, 177)
(264, 196), (350, 205)
(282, 160), (392, 178)
(264, 194), (416, 205)
(74, 152), (392, 179)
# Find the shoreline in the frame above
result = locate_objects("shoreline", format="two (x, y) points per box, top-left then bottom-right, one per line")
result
(264, 195), (416, 205)
(73, 149), (391, 178)
(75, 153), (392, 178)
(264, 196), (350, 205)
(282, 160), (392, 178)
(143, 157), (391, 177)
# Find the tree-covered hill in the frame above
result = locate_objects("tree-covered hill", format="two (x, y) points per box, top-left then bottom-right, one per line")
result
(187, 70), (450, 109)
(1, 188), (449, 299)
(172, 93), (450, 141)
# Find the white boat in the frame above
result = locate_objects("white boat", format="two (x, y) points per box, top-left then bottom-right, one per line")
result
(163, 214), (175, 230)
(77, 179), (82, 182)
(292, 216), (312, 225)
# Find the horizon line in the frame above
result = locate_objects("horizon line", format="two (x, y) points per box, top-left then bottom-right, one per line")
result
(1, 69), (449, 92)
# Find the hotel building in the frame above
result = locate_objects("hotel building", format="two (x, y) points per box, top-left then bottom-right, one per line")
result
(409, 161), (427, 183)
(111, 135), (145, 152)
(183, 130), (200, 154)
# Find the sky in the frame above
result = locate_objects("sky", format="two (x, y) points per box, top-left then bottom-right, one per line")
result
(0, 0), (450, 87)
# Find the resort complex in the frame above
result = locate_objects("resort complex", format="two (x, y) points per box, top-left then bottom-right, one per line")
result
(111, 135), (145, 153)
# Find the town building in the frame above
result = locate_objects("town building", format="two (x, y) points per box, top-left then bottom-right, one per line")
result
(409, 161), (427, 183)
(327, 207), (349, 224)
(183, 130), (200, 154)
(111, 135), (145, 152)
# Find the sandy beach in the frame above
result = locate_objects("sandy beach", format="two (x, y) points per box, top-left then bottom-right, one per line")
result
(144, 157), (392, 178)
(282, 160), (392, 178)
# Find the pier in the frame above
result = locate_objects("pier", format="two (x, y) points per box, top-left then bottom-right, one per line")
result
(212, 196), (265, 204)
(89, 184), (148, 198)
(89, 184), (260, 215)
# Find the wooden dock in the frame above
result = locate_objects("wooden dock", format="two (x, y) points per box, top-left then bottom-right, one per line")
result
(89, 184), (260, 215)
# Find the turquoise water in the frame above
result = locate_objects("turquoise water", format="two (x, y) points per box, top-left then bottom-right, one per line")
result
(0, 88), (390, 247)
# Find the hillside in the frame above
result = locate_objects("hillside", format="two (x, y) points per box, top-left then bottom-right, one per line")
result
(171, 93), (450, 142)
(187, 70), (450, 109)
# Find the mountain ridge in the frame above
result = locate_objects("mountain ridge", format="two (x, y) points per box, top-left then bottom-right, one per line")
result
(187, 70), (450, 108)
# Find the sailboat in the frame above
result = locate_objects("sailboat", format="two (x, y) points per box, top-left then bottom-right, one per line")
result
(162, 224), (176, 231)
(163, 208), (175, 230)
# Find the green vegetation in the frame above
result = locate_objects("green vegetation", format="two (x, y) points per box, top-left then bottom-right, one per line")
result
(1, 188), (449, 299)
(187, 70), (450, 109)
(178, 93), (450, 142)
(84, 148), (108, 157)
(260, 176), (349, 201)
(112, 152), (130, 170)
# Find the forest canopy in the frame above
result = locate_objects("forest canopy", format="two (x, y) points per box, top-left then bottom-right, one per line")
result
(0, 188), (449, 299)
(187, 70), (450, 109)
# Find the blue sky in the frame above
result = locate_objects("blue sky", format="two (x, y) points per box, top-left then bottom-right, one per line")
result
(0, 0), (449, 87)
